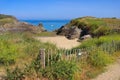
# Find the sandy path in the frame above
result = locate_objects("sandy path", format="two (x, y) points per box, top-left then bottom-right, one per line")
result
(36, 36), (80, 49)
(92, 59), (120, 80)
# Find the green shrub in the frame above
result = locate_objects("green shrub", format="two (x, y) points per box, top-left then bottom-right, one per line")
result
(6, 67), (25, 80)
(6, 55), (78, 80)
(36, 32), (56, 37)
(0, 40), (18, 65)
(0, 58), (15, 65)
(42, 61), (78, 80)
(0, 33), (57, 66)
(0, 14), (15, 19)
(88, 49), (113, 67)
(0, 18), (15, 25)
(75, 34), (120, 49)
(70, 17), (120, 37)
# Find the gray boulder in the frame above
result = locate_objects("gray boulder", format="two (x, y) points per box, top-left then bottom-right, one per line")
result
(66, 26), (82, 39)
(57, 24), (82, 39)
(80, 35), (92, 40)
(56, 25), (70, 35)
(37, 23), (46, 32)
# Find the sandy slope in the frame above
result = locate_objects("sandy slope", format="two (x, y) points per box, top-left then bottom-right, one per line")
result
(36, 36), (80, 49)
(92, 59), (120, 80)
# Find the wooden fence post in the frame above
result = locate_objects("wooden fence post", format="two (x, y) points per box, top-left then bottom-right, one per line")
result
(39, 49), (45, 68)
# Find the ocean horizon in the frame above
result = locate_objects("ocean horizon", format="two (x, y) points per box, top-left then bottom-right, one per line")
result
(20, 20), (70, 31)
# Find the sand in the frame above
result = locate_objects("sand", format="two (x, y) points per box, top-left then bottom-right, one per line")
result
(36, 36), (80, 49)
(92, 59), (120, 80)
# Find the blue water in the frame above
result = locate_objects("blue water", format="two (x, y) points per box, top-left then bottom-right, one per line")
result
(20, 20), (70, 31)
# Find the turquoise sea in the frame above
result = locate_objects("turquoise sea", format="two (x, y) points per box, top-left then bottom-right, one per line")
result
(20, 20), (70, 31)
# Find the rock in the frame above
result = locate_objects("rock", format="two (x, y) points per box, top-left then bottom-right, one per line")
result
(56, 25), (70, 35)
(38, 23), (43, 27)
(37, 23), (46, 32)
(80, 35), (92, 40)
(57, 24), (82, 39)
(66, 26), (82, 39)
(56, 21), (92, 40)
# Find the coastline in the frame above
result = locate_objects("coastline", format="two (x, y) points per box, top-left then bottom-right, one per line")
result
(20, 20), (70, 31)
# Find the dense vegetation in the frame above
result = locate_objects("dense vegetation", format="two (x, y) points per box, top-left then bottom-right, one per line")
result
(2, 33), (119, 80)
(73, 34), (120, 79)
(0, 32), (79, 80)
(0, 15), (120, 80)
(0, 14), (16, 19)
(0, 32), (57, 66)
(0, 14), (17, 25)
(70, 16), (120, 37)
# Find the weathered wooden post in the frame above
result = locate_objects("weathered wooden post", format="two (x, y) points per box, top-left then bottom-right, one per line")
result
(39, 49), (45, 68)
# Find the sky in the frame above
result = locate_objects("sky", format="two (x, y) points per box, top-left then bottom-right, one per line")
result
(0, 0), (120, 20)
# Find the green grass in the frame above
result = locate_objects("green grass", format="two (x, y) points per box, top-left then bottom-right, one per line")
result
(75, 34), (120, 49)
(73, 33), (120, 79)
(0, 32), (57, 66)
(1, 32), (120, 80)
(1, 32), (79, 80)
(36, 32), (57, 37)
(0, 14), (15, 19)
(88, 49), (113, 67)
(0, 18), (16, 25)
(70, 17), (120, 37)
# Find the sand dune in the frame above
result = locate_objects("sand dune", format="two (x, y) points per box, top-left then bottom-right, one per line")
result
(36, 36), (80, 49)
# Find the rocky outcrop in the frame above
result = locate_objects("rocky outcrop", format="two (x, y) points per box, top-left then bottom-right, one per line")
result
(38, 23), (46, 32)
(57, 16), (120, 40)
(56, 25), (70, 35)
(66, 26), (82, 39)
(0, 14), (45, 33)
(0, 22), (45, 33)
(80, 35), (92, 40)
(57, 24), (86, 40)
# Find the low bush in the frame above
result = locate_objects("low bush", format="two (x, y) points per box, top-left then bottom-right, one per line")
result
(42, 61), (78, 80)
(88, 49), (113, 67)
(70, 17), (120, 37)
(75, 34), (120, 49)
(0, 32), (57, 66)
(6, 57), (78, 80)
(73, 34), (120, 79)
(6, 67), (25, 80)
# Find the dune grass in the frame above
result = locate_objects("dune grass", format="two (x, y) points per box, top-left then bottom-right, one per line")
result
(1, 32), (78, 80)
(75, 34), (120, 49)
(36, 32), (57, 37)
(1, 32), (120, 80)
(0, 32), (57, 66)
(73, 33), (120, 79)
(70, 17), (120, 37)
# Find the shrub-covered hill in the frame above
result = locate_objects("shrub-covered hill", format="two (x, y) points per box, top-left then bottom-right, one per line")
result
(57, 16), (120, 39)
(0, 14), (17, 19)
(0, 14), (45, 33)
(0, 14), (18, 25)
